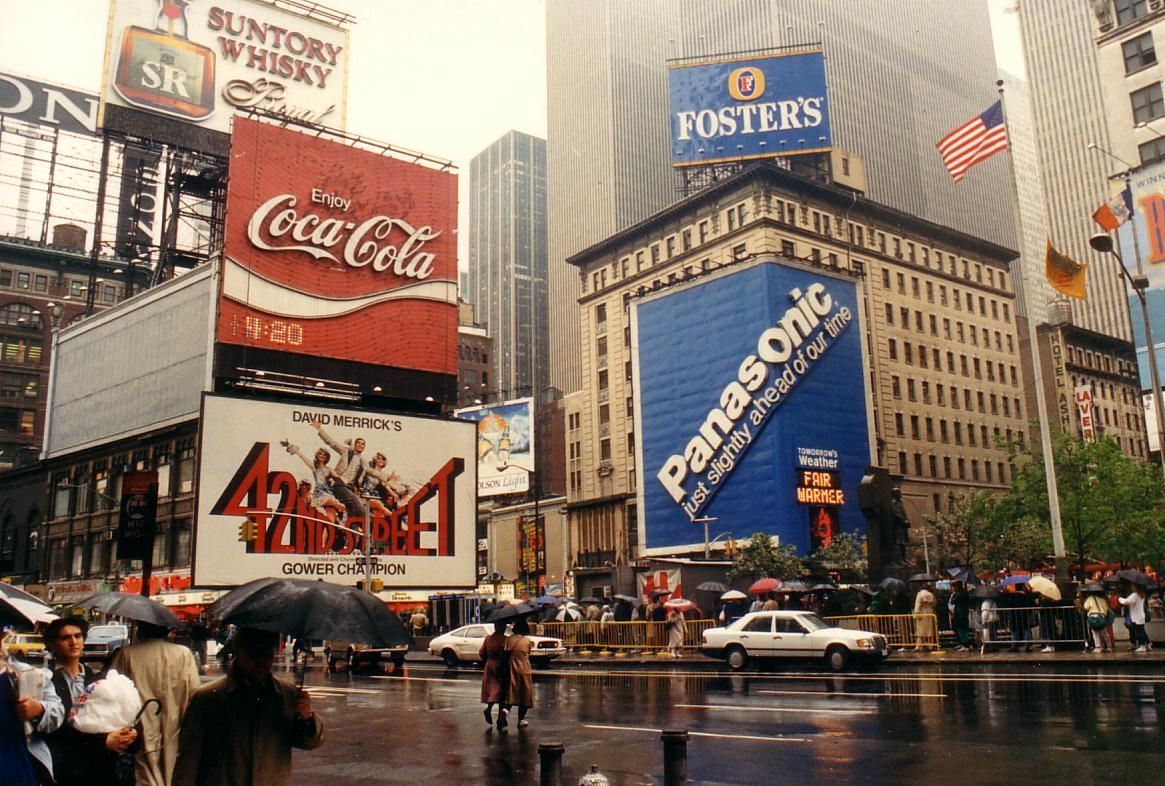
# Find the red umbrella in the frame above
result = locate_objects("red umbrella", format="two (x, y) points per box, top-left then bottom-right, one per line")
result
(748, 577), (781, 594)
(663, 597), (696, 611)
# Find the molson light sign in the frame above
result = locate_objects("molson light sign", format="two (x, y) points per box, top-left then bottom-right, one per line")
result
(632, 259), (873, 555)
(100, 0), (350, 133)
(218, 116), (458, 373)
(668, 48), (831, 167)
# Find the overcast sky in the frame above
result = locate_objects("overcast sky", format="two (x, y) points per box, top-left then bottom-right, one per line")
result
(2, 0), (548, 265)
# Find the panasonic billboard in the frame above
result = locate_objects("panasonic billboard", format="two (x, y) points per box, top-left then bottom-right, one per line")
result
(668, 48), (831, 167)
(632, 259), (873, 556)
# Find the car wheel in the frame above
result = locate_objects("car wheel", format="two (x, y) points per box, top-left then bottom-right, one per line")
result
(442, 649), (461, 668)
(725, 645), (749, 671)
(826, 645), (850, 672)
(391, 655), (406, 667)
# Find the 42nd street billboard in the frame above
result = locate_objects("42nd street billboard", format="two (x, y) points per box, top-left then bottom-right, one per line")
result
(632, 259), (873, 555)
(194, 395), (476, 588)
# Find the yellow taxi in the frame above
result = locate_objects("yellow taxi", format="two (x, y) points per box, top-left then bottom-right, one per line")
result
(2, 631), (46, 661)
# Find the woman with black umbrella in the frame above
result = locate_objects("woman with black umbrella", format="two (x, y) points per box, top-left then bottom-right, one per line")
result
(478, 619), (510, 730)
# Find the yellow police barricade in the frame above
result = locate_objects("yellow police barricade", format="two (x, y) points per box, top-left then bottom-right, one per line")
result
(538, 619), (720, 655)
(825, 614), (940, 649)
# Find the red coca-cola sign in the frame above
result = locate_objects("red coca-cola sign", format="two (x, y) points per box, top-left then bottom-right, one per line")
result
(219, 117), (458, 373)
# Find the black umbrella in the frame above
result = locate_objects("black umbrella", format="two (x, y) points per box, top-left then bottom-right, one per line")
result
(809, 584), (837, 593)
(878, 577), (907, 593)
(908, 573), (938, 583)
(1080, 582), (1107, 594)
(649, 588), (672, 598)
(696, 581), (729, 593)
(487, 603), (536, 622)
(206, 578), (411, 648)
(971, 585), (1001, 600)
(578, 596), (603, 605)
(1117, 568), (1151, 587)
(613, 594), (639, 603)
(779, 580), (812, 593)
(77, 592), (185, 629)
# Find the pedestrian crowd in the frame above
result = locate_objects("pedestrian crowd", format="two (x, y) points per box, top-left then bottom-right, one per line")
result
(3, 615), (321, 786)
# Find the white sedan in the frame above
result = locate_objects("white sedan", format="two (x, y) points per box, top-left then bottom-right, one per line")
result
(701, 611), (890, 672)
(428, 624), (566, 668)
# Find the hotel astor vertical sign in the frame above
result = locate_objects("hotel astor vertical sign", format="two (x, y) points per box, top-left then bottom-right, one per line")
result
(218, 117), (459, 374)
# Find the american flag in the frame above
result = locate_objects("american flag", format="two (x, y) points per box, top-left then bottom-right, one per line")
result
(936, 101), (1009, 182)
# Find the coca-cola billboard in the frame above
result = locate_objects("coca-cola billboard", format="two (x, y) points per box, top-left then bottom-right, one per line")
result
(219, 117), (458, 374)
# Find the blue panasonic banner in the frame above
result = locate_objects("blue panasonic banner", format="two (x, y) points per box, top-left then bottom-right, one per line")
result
(667, 48), (831, 167)
(632, 259), (871, 555)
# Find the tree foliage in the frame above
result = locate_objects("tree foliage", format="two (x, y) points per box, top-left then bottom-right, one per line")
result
(726, 533), (808, 582)
(808, 531), (868, 581)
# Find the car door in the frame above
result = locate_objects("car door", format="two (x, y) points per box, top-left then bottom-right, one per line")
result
(736, 614), (775, 658)
(457, 625), (488, 660)
(772, 616), (813, 657)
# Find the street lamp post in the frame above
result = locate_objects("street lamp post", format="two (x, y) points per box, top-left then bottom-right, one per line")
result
(1089, 232), (1165, 475)
(690, 517), (719, 559)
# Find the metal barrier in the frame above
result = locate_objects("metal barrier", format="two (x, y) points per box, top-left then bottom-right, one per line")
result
(824, 614), (940, 649)
(536, 620), (718, 653)
(979, 606), (1088, 650)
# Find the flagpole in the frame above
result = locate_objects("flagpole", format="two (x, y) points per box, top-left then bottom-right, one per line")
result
(995, 80), (1069, 581)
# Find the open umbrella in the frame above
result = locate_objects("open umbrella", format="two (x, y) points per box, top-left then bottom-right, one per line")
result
(947, 567), (982, 586)
(1080, 582), (1107, 594)
(696, 581), (729, 593)
(613, 594), (639, 603)
(206, 578), (411, 647)
(748, 578), (781, 594)
(663, 597), (696, 611)
(578, 596), (603, 605)
(649, 588), (673, 598)
(780, 580), (812, 593)
(533, 596), (562, 607)
(555, 605), (583, 622)
(971, 585), (1001, 600)
(908, 573), (938, 583)
(0, 595), (57, 626)
(878, 577), (906, 592)
(720, 590), (748, 601)
(998, 575), (1031, 588)
(487, 603), (537, 622)
(1027, 576), (1062, 601)
(77, 592), (185, 629)
(1117, 568), (1151, 587)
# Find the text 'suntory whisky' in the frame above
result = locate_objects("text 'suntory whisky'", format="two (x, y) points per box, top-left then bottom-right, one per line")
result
(113, 0), (215, 120)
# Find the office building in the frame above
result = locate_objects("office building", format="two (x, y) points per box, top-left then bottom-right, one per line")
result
(466, 130), (549, 403)
(564, 162), (1025, 569)
(547, 0), (1013, 393)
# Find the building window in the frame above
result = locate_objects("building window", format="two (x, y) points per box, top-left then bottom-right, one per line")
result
(1131, 82), (1164, 124)
(888, 339), (897, 360)
(895, 413), (904, 436)
(1140, 136), (1165, 165)
(600, 438), (611, 461)
(885, 303), (894, 324)
(782, 239), (796, 257)
(1116, 0), (1148, 26)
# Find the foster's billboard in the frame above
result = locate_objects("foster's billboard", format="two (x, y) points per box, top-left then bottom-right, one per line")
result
(219, 117), (458, 375)
(632, 259), (872, 555)
(668, 48), (831, 167)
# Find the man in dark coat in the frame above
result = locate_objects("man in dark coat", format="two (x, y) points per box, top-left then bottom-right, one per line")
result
(174, 627), (323, 786)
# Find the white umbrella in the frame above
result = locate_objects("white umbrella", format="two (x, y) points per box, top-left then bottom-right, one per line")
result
(555, 606), (583, 622)
(0, 596), (57, 626)
(720, 590), (748, 601)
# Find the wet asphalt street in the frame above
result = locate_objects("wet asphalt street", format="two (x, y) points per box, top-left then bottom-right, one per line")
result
(276, 659), (1165, 785)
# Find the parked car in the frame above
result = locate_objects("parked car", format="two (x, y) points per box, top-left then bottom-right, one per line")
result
(324, 640), (408, 673)
(82, 624), (130, 662)
(3, 632), (46, 662)
(428, 624), (565, 668)
(701, 611), (890, 672)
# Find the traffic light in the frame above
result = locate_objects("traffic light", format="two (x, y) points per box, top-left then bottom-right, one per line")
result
(370, 578), (384, 593)
(237, 519), (257, 542)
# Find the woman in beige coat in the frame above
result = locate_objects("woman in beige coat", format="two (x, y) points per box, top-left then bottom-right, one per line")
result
(504, 618), (534, 728)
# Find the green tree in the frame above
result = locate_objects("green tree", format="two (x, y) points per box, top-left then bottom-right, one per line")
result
(1000, 431), (1163, 578)
(727, 533), (808, 582)
(808, 531), (867, 581)
(926, 490), (1000, 571)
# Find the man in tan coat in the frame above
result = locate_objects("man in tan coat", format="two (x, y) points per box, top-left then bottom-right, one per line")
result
(174, 627), (323, 786)
(111, 622), (200, 786)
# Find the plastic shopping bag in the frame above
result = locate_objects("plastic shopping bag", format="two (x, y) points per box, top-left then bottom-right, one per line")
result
(71, 669), (142, 733)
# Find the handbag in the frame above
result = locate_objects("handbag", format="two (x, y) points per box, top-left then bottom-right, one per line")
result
(1087, 612), (1108, 631)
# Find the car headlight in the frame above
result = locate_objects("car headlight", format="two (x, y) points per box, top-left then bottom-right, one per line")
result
(856, 638), (874, 649)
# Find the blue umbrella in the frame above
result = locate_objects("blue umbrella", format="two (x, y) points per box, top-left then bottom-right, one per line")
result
(999, 574), (1031, 587)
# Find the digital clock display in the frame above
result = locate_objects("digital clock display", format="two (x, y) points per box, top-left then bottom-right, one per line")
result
(229, 315), (305, 346)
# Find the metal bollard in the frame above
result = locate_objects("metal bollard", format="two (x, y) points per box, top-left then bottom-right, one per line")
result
(539, 742), (565, 786)
(661, 729), (688, 786)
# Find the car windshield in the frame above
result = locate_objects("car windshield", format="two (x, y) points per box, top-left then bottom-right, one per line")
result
(88, 626), (126, 638)
(798, 614), (830, 632)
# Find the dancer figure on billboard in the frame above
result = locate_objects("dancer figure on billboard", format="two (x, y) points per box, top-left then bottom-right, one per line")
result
(361, 452), (409, 520)
(311, 422), (370, 524)
(281, 441), (346, 524)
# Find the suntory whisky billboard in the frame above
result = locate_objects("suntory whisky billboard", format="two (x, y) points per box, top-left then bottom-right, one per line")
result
(100, 0), (350, 135)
